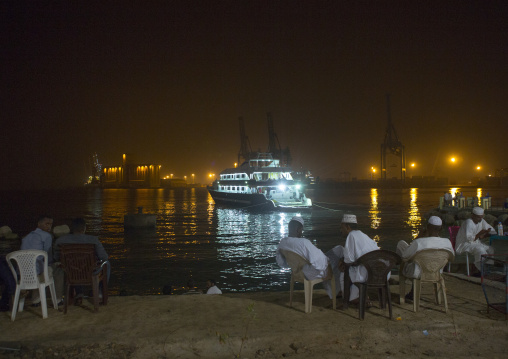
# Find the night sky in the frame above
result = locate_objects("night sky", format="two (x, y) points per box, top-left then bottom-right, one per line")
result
(1, 1), (507, 190)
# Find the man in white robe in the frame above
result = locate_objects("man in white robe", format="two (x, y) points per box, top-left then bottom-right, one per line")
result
(276, 216), (340, 298)
(397, 216), (455, 279)
(327, 214), (379, 302)
(206, 279), (222, 294)
(455, 207), (495, 272)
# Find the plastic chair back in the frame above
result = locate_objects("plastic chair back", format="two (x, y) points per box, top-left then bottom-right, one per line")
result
(6, 249), (58, 320)
(280, 249), (336, 313)
(6, 250), (47, 290)
(356, 250), (401, 287)
(60, 243), (108, 313)
(413, 249), (454, 283)
(281, 250), (308, 282)
(60, 244), (98, 285)
(401, 248), (452, 313)
(352, 249), (401, 320)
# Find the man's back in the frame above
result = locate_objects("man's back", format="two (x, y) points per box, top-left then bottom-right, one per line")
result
(402, 236), (454, 260)
(21, 228), (53, 274)
(276, 236), (329, 281)
(343, 230), (379, 264)
(55, 233), (108, 262)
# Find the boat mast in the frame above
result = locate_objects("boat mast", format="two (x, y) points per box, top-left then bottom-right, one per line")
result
(238, 116), (253, 165)
(267, 112), (291, 167)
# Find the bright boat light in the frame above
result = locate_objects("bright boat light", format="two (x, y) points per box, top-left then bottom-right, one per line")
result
(278, 184), (286, 191)
(295, 184), (301, 190)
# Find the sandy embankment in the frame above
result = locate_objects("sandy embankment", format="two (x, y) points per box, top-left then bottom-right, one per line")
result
(1, 274), (507, 358)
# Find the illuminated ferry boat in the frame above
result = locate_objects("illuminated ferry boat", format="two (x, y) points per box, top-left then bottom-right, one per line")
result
(208, 153), (312, 210)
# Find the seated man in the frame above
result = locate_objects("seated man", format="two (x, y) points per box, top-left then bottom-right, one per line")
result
(396, 216), (454, 299)
(328, 214), (380, 303)
(54, 218), (110, 300)
(205, 279), (222, 294)
(276, 216), (340, 299)
(21, 214), (64, 306)
(455, 207), (495, 273)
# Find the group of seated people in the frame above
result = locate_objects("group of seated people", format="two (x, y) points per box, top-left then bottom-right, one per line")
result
(182, 278), (222, 295)
(0, 215), (109, 310)
(1, 206), (497, 311)
(276, 206), (497, 304)
(276, 213), (382, 303)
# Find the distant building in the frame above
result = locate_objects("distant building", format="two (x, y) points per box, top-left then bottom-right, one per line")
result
(102, 154), (161, 188)
(160, 178), (187, 188)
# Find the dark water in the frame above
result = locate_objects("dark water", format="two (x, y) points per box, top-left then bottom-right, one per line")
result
(1, 186), (506, 295)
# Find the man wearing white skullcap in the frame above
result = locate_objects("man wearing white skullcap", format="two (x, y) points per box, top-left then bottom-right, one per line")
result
(456, 207), (496, 273)
(276, 216), (339, 299)
(325, 213), (380, 302)
(396, 216), (454, 282)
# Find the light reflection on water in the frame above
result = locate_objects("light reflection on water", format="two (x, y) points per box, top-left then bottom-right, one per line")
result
(407, 188), (421, 239)
(369, 188), (381, 229)
(1, 186), (506, 295)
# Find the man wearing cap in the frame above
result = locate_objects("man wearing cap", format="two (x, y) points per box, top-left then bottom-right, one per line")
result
(455, 207), (495, 272)
(396, 216), (454, 280)
(276, 216), (339, 299)
(328, 214), (379, 302)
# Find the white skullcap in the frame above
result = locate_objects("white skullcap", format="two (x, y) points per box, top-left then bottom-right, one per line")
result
(290, 216), (304, 227)
(342, 214), (357, 224)
(472, 207), (484, 215)
(428, 216), (442, 226)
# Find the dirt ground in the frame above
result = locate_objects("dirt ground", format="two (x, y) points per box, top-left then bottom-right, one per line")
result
(1, 274), (507, 358)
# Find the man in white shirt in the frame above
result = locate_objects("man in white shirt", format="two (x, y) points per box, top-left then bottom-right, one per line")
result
(397, 216), (455, 279)
(206, 279), (222, 294)
(455, 207), (495, 272)
(330, 214), (379, 302)
(276, 216), (339, 298)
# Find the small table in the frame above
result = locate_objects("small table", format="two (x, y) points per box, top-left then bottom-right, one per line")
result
(489, 235), (508, 246)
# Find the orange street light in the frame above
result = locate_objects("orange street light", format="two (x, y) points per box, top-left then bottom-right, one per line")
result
(450, 157), (456, 163)
(476, 166), (481, 171)
(410, 163), (415, 168)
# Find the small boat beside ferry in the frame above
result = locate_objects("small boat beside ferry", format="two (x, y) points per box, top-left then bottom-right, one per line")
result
(208, 153), (312, 210)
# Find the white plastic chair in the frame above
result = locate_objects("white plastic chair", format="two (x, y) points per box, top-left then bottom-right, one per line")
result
(6, 249), (58, 321)
(280, 249), (336, 313)
(399, 249), (454, 313)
